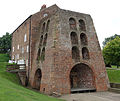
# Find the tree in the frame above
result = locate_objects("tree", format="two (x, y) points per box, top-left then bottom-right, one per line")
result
(102, 34), (120, 47)
(102, 36), (120, 68)
(0, 32), (12, 53)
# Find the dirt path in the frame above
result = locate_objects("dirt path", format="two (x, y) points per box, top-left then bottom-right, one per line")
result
(59, 92), (120, 101)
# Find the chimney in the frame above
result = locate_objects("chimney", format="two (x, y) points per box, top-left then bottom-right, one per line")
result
(40, 4), (46, 11)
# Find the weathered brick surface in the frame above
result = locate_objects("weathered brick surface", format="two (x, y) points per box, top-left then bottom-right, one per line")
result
(12, 4), (109, 95)
(11, 18), (30, 77)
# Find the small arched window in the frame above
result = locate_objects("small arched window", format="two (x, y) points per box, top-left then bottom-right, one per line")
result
(41, 47), (45, 62)
(72, 46), (80, 61)
(43, 33), (48, 46)
(80, 33), (88, 45)
(46, 20), (50, 32)
(70, 32), (78, 45)
(69, 18), (76, 30)
(37, 48), (41, 61)
(42, 22), (46, 33)
(40, 35), (43, 46)
(79, 19), (86, 31)
(82, 47), (90, 59)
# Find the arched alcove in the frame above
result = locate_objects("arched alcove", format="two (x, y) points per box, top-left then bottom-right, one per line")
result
(72, 46), (80, 62)
(46, 20), (50, 32)
(80, 33), (88, 45)
(42, 22), (46, 33)
(70, 32), (78, 45)
(40, 35), (43, 46)
(79, 19), (86, 31)
(82, 47), (90, 59)
(43, 33), (48, 46)
(37, 48), (41, 61)
(34, 69), (42, 90)
(41, 47), (45, 62)
(70, 63), (95, 91)
(69, 18), (76, 30)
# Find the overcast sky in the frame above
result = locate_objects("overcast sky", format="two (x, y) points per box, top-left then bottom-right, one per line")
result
(0, 0), (120, 47)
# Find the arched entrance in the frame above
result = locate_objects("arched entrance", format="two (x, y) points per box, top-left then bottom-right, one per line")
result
(70, 63), (95, 92)
(34, 69), (42, 90)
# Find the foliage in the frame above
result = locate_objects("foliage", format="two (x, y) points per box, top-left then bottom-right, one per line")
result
(107, 69), (120, 83)
(0, 32), (12, 53)
(0, 54), (10, 62)
(102, 34), (120, 47)
(103, 37), (120, 67)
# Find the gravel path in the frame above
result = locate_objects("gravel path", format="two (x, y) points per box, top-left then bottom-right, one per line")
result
(60, 92), (120, 101)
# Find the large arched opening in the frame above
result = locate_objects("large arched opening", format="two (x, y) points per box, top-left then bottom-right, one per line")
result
(34, 69), (42, 90)
(70, 63), (95, 92)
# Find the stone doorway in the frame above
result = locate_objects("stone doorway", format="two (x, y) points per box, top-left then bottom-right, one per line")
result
(70, 63), (95, 92)
(34, 69), (42, 90)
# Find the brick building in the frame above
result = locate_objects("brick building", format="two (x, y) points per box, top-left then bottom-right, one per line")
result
(11, 4), (109, 94)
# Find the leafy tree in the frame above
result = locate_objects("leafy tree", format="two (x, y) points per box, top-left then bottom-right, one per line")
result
(102, 34), (120, 47)
(0, 32), (12, 53)
(102, 36), (120, 68)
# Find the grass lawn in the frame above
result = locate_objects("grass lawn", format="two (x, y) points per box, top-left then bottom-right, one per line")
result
(111, 65), (120, 69)
(0, 54), (63, 101)
(0, 54), (10, 62)
(107, 69), (120, 83)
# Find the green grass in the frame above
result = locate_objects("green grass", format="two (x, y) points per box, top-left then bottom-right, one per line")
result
(0, 54), (10, 62)
(111, 65), (118, 68)
(107, 69), (120, 83)
(0, 54), (63, 101)
(110, 65), (120, 68)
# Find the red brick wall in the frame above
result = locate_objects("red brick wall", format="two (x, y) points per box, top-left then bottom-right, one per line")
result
(29, 5), (60, 94)
(29, 6), (109, 94)
(50, 9), (109, 94)
(12, 18), (30, 76)
(12, 4), (109, 95)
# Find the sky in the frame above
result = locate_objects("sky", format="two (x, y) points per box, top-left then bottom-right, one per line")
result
(0, 0), (120, 47)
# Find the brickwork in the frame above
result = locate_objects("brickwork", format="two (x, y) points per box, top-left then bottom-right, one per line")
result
(12, 18), (30, 77)
(12, 4), (109, 95)
(70, 63), (95, 89)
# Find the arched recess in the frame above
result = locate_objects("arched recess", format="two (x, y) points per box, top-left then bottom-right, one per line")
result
(70, 63), (95, 91)
(41, 47), (45, 62)
(42, 22), (46, 33)
(43, 33), (48, 46)
(40, 35), (43, 46)
(69, 18), (76, 30)
(80, 33), (88, 45)
(79, 19), (86, 31)
(82, 47), (90, 59)
(46, 20), (50, 32)
(70, 32), (78, 45)
(72, 46), (80, 62)
(34, 69), (42, 90)
(37, 48), (41, 61)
